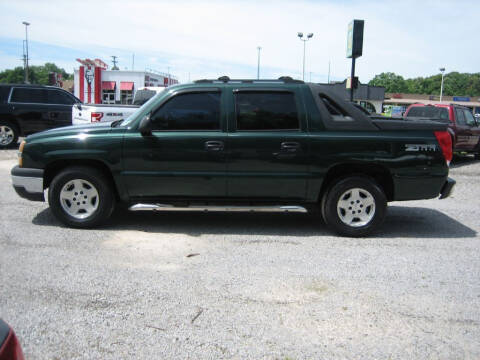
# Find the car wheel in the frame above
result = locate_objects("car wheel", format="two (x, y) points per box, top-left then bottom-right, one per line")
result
(48, 166), (115, 228)
(322, 176), (387, 237)
(0, 121), (19, 148)
(475, 152), (480, 160)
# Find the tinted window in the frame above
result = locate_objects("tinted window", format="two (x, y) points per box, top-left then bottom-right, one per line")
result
(0, 86), (11, 103)
(235, 92), (299, 130)
(320, 95), (348, 116)
(150, 92), (220, 131)
(47, 89), (75, 105)
(406, 106), (449, 120)
(11, 88), (47, 103)
(455, 108), (466, 125)
(463, 109), (476, 126)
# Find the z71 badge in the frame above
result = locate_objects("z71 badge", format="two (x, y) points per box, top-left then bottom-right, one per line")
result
(405, 144), (438, 152)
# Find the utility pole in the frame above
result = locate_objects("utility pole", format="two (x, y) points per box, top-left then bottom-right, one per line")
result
(257, 46), (262, 79)
(111, 55), (119, 70)
(132, 54), (135, 71)
(22, 21), (30, 83)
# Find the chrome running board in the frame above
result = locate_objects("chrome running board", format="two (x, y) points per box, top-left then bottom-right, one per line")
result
(128, 203), (307, 213)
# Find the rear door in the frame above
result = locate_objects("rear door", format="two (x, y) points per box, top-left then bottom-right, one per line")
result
(226, 88), (309, 200)
(9, 87), (50, 134)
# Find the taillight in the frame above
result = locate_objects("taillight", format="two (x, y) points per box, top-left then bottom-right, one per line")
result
(91, 112), (103, 122)
(434, 131), (453, 166)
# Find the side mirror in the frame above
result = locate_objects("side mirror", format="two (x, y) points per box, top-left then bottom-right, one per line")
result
(138, 113), (152, 135)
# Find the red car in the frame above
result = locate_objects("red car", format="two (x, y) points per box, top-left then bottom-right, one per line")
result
(404, 103), (480, 158)
(0, 319), (24, 360)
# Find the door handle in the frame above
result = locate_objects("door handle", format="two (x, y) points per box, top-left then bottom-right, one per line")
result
(205, 140), (224, 151)
(280, 142), (300, 151)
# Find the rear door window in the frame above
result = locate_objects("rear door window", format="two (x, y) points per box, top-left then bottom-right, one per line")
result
(235, 91), (299, 130)
(10, 88), (48, 103)
(0, 87), (11, 103)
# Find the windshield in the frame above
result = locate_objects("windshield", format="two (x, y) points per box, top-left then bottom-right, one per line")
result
(406, 106), (449, 120)
(121, 88), (167, 126)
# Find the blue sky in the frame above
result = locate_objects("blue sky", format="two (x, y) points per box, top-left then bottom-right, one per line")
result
(0, 0), (479, 83)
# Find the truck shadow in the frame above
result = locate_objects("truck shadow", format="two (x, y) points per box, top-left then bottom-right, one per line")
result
(451, 154), (479, 168)
(33, 205), (477, 239)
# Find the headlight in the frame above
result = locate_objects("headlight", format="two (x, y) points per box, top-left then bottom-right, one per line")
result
(18, 140), (26, 167)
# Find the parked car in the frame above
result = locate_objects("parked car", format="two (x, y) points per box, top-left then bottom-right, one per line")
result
(0, 319), (24, 360)
(11, 77), (455, 237)
(0, 84), (81, 148)
(72, 87), (165, 125)
(404, 103), (480, 159)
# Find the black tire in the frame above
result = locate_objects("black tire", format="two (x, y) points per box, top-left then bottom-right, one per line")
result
(321, 176), (387, 237)
(48, 166), (115, 228)
(474, 152), (480, 160)
(0, 120), (19, 148)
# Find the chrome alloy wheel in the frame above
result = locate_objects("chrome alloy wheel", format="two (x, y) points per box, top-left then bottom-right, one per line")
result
(336, 188), (376, 227)
(60, 179), (99, 219)
(0, 125), (14, 146)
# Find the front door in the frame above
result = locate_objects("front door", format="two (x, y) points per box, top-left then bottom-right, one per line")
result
(462, 109), (480, 150)
(122, 90), (227, 199)
(226, 89), (309, 200)
(455, 108), (478, 151)
(45, 89), (77, 128)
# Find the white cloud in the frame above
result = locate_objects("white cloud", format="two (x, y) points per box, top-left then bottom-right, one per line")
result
(1, 0), (479, 82)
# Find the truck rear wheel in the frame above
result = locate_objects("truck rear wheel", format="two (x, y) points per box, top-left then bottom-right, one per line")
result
(322, 176), (387, 237)
(0, 120), (19, 148)
(48, 166), (115, 228)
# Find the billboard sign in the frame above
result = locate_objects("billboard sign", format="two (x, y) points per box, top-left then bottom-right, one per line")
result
(346, 19), (364, 59)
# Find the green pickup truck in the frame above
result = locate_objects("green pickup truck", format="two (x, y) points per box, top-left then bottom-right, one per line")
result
(11, 77), (455, 237)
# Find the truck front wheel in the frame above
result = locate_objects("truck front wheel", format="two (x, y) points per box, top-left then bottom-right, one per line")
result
(48, 166), (115, 228)
(322, 176), (387, 237)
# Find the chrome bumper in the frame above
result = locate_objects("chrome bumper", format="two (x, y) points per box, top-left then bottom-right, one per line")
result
(11, 166), (45, 202)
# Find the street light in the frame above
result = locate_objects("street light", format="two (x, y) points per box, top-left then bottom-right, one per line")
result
(257, 46), (262, 79)
(297, 32), (313, 81)
(22, 21), (30, 83)
(439, 67), (446, 102)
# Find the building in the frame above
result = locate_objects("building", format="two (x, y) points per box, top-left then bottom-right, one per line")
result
(384, 93), (480, 116)
(73, 58), (178, 104)
(317, 80), (385, 113)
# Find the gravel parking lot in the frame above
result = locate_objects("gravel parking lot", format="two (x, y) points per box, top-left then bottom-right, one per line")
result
(1, 147), (479, 359)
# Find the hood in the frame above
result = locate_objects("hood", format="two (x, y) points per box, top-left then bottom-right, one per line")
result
(26, 121), (117, 141)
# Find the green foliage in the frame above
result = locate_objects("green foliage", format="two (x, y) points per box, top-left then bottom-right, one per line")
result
(368, 72), (408, 93)
(0, 63), (73, 85)
(368, 71), (480, 96)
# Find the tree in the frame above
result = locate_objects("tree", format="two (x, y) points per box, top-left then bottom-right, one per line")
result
(0, 63), (73, 85)
(0, 67), (25, 84)
(369, 71), (480, 96)
(368, 72), (408, 93)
